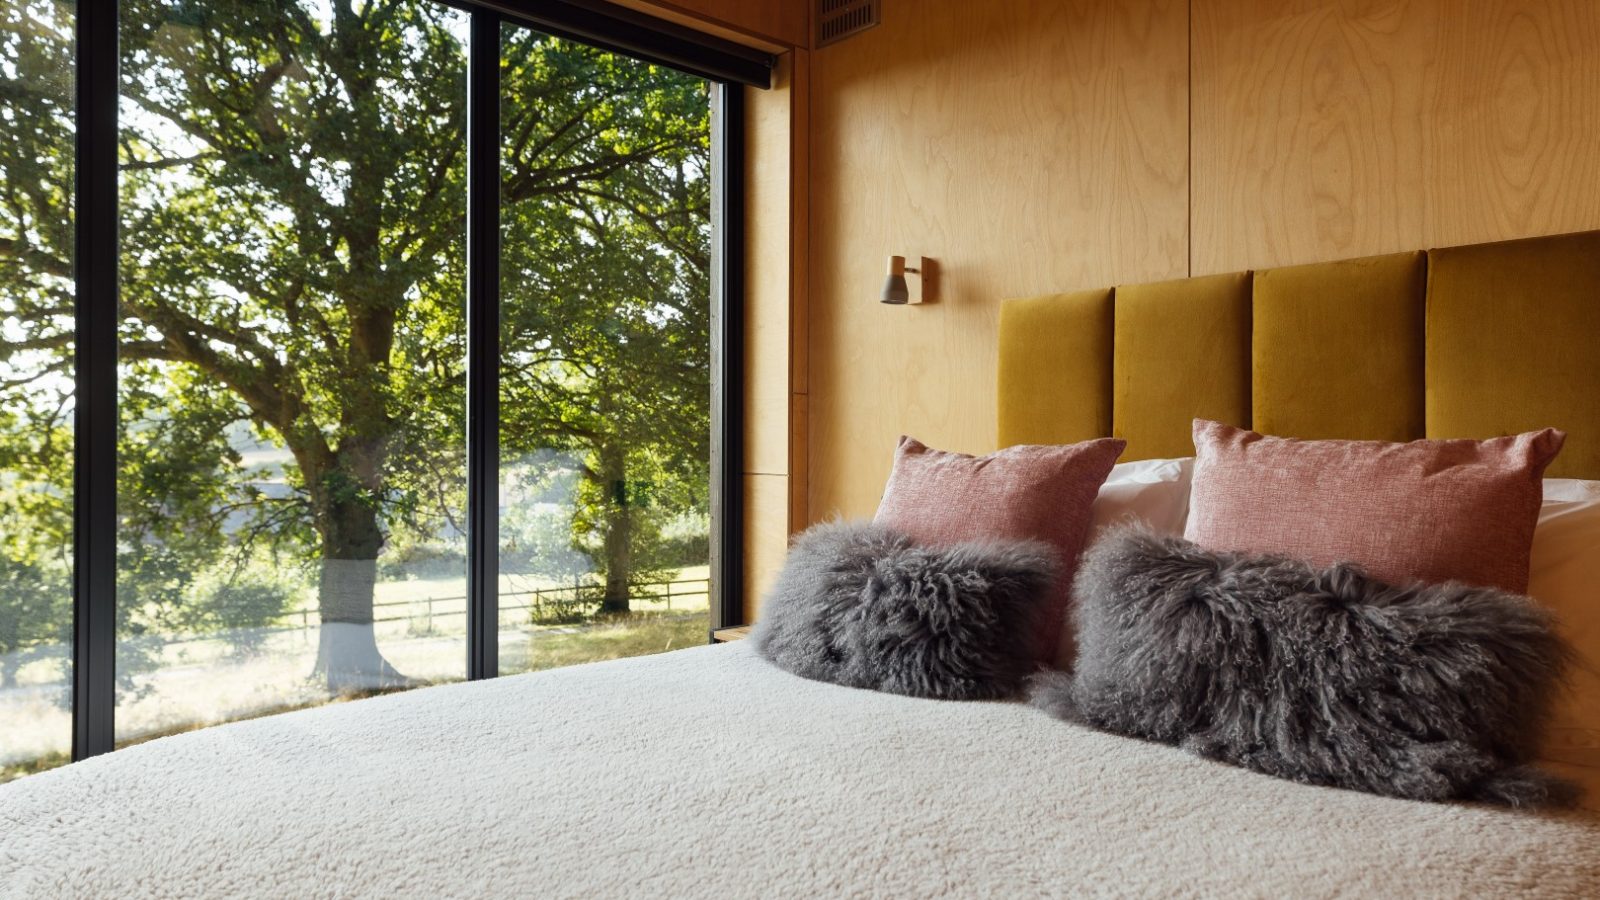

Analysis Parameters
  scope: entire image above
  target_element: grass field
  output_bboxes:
[508,612,708,674]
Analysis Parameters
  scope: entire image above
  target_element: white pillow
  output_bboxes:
[1532,478,1600,771]
[1056,458,1194,665]
[1089,456,1193,537]
[1544,478,1600,504]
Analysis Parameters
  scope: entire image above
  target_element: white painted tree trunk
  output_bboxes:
[312,557,407,692]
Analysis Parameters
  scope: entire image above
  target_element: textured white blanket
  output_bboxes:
[3,643,1599,898]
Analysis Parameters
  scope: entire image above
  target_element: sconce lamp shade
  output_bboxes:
[881,273,910,304]
[881,254,921,304]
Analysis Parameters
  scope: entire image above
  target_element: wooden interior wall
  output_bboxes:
[1191,0,1600,274]
[615,0,805,49]
[789,0,1600,563]
[805,0,1191,524]
[741,50,809,622]
[720,0,1600,614]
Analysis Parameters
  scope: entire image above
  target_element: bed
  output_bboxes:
[1,642,1598,897]
[5,229,1600,897]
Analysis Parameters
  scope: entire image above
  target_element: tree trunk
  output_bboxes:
[311,496,407,692]
[598,442,632,616]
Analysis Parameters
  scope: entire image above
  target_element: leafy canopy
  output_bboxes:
[0,0,712,672]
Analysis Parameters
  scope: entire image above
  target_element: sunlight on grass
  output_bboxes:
[1,751,67,785]
[516,614,708,673]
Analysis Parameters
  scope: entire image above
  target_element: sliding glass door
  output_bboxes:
[496,22,712,674]
[113,0,470,744]
[0,0,739,780]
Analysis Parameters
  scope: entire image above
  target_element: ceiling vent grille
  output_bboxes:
[817,0,881,47]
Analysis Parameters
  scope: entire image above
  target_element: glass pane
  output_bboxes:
[115,0,468,745]
[497,24,712,674]
[0,0,74,783]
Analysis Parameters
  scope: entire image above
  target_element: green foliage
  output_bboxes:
[0,0,712,685]
[0,747,67,784]
[497,458,592,580]
[499,26,711,597]
[176,564,304,656]
[512,612,705,673]
[0,0,76,687]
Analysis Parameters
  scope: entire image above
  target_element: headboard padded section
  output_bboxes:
[1252,251,1426,442]
[996,289,1112,446]
[1427,231,1600,480]
[1113,272,1251,460]
[998,230,1600,479]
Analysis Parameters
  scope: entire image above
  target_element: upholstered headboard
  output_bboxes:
[996,229,1600,480]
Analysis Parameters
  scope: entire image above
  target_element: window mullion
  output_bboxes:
[466,8,502,681]
[72,3,120,760]
[708,82,744,635]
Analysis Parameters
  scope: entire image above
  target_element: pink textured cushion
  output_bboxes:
[873,435,1126,667]
[1185,419,1565,593]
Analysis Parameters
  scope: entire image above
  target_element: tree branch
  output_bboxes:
[119,151,222,172]
[0,237,71,279]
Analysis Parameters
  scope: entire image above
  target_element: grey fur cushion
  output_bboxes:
[753,520,1057,700]
[1031,526,1575,807]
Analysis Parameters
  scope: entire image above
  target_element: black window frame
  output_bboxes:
[69,0,768,760]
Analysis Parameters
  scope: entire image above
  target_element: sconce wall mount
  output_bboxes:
[881,255,933,305]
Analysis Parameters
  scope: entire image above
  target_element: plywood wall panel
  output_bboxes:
[744,54,794,478]
[1192,0,1600,274]
[740,49,809,615]
[788,391,809,535]
[1426,1,1600,247]
[806,0,1190,522]
[772,0,1600,623]
[613,0,805,49]
[789,48,811,399]
[741,473,790,623]
[668,0,806,48]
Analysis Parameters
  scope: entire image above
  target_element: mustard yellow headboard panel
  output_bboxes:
[996,289,1112,446]
[1112,272,1251,460]
[1427,231,1600,479]
[1252,251,1426,442]
[998,229,1600,479]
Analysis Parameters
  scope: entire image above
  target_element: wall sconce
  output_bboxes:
[881,255,932,305]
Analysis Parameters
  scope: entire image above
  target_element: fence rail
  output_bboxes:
[281,576,711,635]
[2,577,712,690]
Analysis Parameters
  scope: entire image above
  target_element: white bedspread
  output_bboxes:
[3,642,1599,898]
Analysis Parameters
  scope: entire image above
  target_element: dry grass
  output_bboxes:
[508,612,709,674]
[1,751,67,784]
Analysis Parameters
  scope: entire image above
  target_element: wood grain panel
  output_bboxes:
[1192,0,1600,274]
[740,51,805,624]
[611,0,805,49]
[806,0,1189,521]
[744,53,793,477]
[789,48,810,398]
[788,391,809,534]
[788,48,810,535]
[741,473,790,622]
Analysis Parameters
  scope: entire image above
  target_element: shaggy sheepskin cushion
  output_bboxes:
[1031,526,1576,807]
[753,520,1057,700]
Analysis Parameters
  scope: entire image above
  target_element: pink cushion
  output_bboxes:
[873,436,1126,667]
[1185,419,1565,593]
